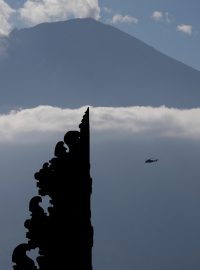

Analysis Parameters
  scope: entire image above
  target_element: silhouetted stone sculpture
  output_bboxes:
[12,108,93,270]
[12,244,37,270]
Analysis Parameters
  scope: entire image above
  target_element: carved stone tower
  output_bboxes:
[12,107,93,270]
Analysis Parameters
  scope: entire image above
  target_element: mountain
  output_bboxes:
[0,18,200,110]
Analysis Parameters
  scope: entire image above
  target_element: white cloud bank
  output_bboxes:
[0,0,15,36]
[1,106,200,142]
[111,14,138,25]
[19,0,100,26]
[177,24,192,35]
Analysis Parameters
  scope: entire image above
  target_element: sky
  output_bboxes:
[0,0,200,70]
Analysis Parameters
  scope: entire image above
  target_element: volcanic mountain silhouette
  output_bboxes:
[0,18,200,110]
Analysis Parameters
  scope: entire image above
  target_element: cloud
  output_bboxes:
[151,11,163,21]
[103,7,112,14]
[177,24,192,35]
[111,14,138,25]
[1,106,200,143]
[164,12,173,23]
[19,0,100,26]
[0,0,15,36]
[151,11,173,23]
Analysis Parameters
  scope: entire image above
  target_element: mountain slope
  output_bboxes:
[0,18,200,109]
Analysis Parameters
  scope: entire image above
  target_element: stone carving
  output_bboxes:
[12,108,93,269]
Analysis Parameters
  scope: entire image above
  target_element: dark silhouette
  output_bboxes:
[145,158,158,163]
[12,244,37,270]
[12,107,93,269]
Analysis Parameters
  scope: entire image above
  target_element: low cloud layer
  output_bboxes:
[0,106,200,142]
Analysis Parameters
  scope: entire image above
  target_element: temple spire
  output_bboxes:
[12,108,93,270]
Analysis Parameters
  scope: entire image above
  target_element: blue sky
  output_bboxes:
[1,0,200,71]
[100,0,200,71]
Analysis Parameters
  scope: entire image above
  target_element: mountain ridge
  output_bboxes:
[0,18,200,110]
[11,18,199,72]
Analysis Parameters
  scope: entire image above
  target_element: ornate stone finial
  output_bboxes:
[12,108,93,270]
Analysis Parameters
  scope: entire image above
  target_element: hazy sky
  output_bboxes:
[1,0,200,70]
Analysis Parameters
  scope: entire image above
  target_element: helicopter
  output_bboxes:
[145,158,158,163]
